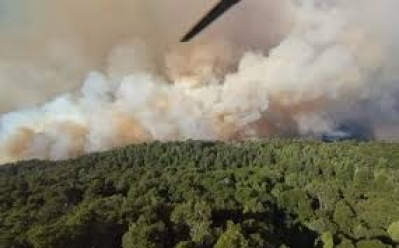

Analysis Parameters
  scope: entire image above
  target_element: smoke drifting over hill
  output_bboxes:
[0,0,398,163]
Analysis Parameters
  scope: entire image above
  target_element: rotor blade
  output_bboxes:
[180,0,242,42]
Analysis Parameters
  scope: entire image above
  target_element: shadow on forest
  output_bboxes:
[212,204,320,248]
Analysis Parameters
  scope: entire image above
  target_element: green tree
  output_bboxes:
[122,217,168,248]
[214,221,249,248]
[171,201,214,245]
[333,201,355,235]
[335,238,355,248]
[356,240,390,248]
[387,221,399,243]
[320,231,334,248]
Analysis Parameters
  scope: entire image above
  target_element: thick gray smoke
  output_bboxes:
[0,0,398,164]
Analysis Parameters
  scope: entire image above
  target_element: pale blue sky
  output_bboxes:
[0,0,15,25]
[0,0,28,29]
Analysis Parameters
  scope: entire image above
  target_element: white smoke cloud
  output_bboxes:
[0,0,399,164]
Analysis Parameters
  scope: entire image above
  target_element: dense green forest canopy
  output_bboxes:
[1,139,399,248]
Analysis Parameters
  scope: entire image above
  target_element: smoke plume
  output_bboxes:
[0,0,398,164]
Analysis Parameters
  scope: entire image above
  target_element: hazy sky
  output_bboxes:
[0,0,290,113]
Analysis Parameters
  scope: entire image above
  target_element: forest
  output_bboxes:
[0,139,398,248]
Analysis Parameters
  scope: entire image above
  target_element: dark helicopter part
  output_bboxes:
[181,0,242,42]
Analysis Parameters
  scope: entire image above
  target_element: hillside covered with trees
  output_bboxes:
[1,139,398,248]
